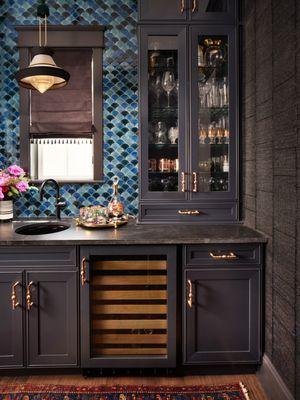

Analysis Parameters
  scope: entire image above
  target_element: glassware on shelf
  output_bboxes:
[149,75,163,106]
[168,124,179,144]
[153,121,168,144]
[204,38,226,68]
[162,71,176,108]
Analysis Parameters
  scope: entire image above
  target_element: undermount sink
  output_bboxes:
[15,222,70,236]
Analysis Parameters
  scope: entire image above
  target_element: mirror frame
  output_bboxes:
[16,25,105,183]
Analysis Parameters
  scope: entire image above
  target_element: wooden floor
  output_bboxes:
[0,374,268,399]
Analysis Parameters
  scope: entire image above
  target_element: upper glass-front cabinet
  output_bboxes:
[139,0,236,23]
[140,26,187,200]
[190,26,237,201]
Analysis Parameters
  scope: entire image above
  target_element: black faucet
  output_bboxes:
[39,179,66,220]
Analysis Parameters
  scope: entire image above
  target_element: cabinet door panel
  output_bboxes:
[0,272,23,367]
[190,0,236,22]
[189,25,237,207]
[26,271,78,367]
[183,269,261,364]
[139,0,188,21]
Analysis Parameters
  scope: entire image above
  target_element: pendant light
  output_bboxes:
[15,0,70,94]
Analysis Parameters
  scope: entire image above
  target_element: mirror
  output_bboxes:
[17,25,105,182]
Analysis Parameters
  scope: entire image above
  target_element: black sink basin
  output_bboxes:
[15,222,70,236]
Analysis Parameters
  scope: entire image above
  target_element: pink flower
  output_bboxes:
[15,181,29,193]
[0,187,4,200]
[0,173,10,186]
[7,165,25,177]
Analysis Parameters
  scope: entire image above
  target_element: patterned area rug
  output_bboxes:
[0,383,250,400]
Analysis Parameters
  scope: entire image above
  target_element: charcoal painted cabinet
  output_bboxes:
[138,3,239,223]
[139,0,236,23]
[80,245,177,368]
[0,246,78,369]
[0,271,23,367]
[183,244,262,364]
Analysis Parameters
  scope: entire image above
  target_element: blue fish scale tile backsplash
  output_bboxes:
[0,0,139,217]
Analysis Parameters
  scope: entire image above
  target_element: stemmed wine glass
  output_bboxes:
[162,71,176,108]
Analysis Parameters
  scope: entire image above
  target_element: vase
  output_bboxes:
[0,200,13,222]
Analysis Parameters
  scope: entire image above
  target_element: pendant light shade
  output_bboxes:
[15,0,70,94]
[16,47,70,93]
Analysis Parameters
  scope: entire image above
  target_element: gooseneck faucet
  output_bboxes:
[39,179,66,220]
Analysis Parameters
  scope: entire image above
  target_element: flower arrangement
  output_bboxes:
[0,165,31,201]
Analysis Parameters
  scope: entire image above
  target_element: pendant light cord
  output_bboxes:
[38,16,48,47]
[37,0,49,47]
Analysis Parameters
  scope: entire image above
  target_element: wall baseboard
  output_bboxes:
[256,354,294,400]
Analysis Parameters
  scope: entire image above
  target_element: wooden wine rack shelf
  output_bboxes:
[90,258,168,357]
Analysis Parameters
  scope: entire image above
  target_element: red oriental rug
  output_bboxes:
[0,383,250,400]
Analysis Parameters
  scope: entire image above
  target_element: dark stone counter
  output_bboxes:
[0,218,267,245]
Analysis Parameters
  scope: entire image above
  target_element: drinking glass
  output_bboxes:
[162,71,176,108]
[149,75,163,106]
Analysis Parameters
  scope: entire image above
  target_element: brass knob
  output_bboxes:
[26,281,34,310]
[187,279,193,308]
[11,281,21,310]
[209,252,238,260]
[81,257,87,286]
[178,210,200,215]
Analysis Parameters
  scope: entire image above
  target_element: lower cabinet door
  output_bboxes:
[0,271,24,368]
[183,268,261,364]
[26,270,78,367]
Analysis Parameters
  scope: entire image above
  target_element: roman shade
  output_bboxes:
[30,48,93,135]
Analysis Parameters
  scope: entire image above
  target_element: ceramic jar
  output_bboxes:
[0,200,13,222]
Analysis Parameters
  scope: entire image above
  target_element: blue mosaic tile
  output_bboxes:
[0,0,139,218]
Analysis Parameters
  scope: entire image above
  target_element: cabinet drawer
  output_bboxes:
[184,244,262,267]
[0,246,77,267]
[140,203,237,223]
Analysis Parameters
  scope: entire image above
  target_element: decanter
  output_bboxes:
[107,176,124,218]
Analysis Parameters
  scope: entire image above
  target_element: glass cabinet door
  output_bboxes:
[190,0,236,22]
[190,26,237,201]
[139,26,187,200]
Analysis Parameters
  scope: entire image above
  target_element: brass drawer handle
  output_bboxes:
[178,210,200,215]
[180,0,185,13]
[209,252,238,260]
[187,279,193,308]
[192,172,198,192]
[192,0,197,13]
[181,172,188,192]
[81,257,87,286]
[11,281,21,310]
[26,281,34,310]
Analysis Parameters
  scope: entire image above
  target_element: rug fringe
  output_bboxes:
[239,382,250,400]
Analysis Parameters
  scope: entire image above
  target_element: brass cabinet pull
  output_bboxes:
[192,172,198,192]
[180,0,185,13]
[187,279,193,308]
[26,281,34,310]
[178,210,200,215]
[192,0,197,13]
[11,281,21,310]
[181,172,188,192]
[81,257,87,286]
[209,252,238,260]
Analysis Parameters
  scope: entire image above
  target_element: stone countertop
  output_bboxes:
[0,218,267,245]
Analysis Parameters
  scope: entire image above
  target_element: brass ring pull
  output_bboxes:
[81,257,87,286]
[187,279,193,308]
[11,281,21,310]
[180,0,185,13]
[192,172,198,192]
[178,210,200,215]
[192,0,197,13]
[209,252,238,260]
[26,281,34,310]
[181,172,187,193]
